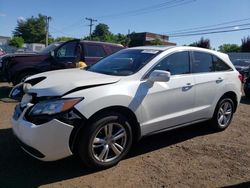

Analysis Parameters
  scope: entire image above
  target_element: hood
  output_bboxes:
[9,53,49,63]
[26,68,121,97]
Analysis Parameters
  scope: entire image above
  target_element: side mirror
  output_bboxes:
[148,70,171,82]
[50,51,55,57]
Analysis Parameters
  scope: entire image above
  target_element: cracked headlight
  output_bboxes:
[29,98,82,116]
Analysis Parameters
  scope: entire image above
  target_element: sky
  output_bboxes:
[0,0,250,49]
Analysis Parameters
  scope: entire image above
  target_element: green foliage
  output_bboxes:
[218,44,240,53]
[241,36,250,52]
[92,23,111,40]
[190,37,211,49]
[84,23,129,46]
[13,14,47,43]
[150,38,164,45]
[54,36,76,42]
[8,36,24,48]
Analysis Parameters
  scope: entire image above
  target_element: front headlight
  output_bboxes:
[29,98,82,116]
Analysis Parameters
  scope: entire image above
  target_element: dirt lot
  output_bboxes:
[0,82,249,188]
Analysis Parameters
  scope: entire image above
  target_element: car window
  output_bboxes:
[213,56,232,71]
[56,41,77,58]
[110,46,124,53]
[87,49,160,76]
[150,51,190,76]
[192,51,214,73]
[85,44,106,57]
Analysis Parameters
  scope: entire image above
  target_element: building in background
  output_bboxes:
[0,36,11,45]
[129,32,176,47]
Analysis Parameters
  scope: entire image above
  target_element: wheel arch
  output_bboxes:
[87,106,141,141]
[219,91,238,113]
[71,105,141,154]
[12,68,39,84]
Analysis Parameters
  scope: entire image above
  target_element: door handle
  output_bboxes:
[182,83,193,91]
[216,77,223,83]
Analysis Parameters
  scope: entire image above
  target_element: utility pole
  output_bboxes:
[85,17,97,40]
[45,16,52,46]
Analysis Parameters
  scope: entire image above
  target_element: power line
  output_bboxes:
[169,27,250,38]
[166,17,250,34]
[96,0,196,20]
[48,0,195,35]
[168,23,250,35]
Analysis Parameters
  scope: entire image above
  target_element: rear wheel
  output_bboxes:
[77,112,133,169]
[211,98,234,131]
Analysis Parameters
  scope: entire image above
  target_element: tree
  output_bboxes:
[218,44,240,53]
[84,23,129,46]
[190,37,211,49]
[241,36,250,52]
[150,38,164,45]
[54,36,76,42]
[8,36,24,48]
[13,14,47,44]
[91,23,112,41]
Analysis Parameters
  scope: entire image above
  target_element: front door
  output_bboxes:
[139,51,196,135]
[51,40,80,70]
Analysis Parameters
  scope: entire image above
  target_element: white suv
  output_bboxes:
[11,46,242,169]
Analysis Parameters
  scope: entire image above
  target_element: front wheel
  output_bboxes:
[77,112,133,169]
[211,98,234,131]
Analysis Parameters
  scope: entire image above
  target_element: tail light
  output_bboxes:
[238,74,243,82]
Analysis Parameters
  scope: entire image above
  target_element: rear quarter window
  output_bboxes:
[213,56,232,71]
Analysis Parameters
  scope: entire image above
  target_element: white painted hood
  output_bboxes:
[26,68,121,97]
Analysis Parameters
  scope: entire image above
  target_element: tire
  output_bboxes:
[77,112,133,169]
[211,97,234,131]
[13,71,36,85]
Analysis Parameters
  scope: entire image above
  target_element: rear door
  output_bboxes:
[191,51,226,119]
[51,40,80,70]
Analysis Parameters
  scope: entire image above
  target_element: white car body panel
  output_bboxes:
[12,106,73,161]
[28,68,121,97]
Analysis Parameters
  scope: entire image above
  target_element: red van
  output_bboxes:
[1,40,124,85]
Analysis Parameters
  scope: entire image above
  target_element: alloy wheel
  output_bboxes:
[217,101,233,128]
[91,123,127,163]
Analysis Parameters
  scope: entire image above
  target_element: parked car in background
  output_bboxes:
[232,59,250,81]
[0,40,124,85]
[11,46,241,169]
[244,76,250,98]
[0,48,6,56]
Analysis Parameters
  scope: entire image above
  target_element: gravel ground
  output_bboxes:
[0,82,249,188]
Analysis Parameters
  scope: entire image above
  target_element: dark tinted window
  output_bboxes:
[57,41,77,58]
[85,44,106,57]
[110,46,124,53]
[152,51,190,75]
[192,52,214,73]
[213,56,232,71]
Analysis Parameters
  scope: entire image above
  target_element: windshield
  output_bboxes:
[38,42,62,54]
[233,60,250,66]
[87,49,160,76]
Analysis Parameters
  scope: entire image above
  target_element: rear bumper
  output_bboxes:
[12,106,74,161]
